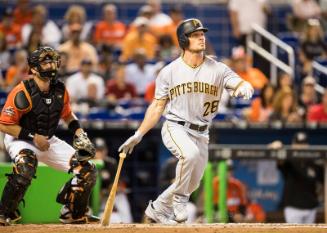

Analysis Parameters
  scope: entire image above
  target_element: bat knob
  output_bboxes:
[119,152,126,158]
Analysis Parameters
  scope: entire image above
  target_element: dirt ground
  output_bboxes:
[0,223,326,233]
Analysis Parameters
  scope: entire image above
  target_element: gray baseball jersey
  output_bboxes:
[151,56,244,218]
[155,56,242,125]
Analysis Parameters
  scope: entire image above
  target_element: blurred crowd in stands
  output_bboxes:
[0,0,326,124]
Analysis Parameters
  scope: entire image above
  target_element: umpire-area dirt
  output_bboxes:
[1,223,327,233]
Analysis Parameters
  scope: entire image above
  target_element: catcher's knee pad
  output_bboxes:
[0,149,37,214]
[56,159,97,218]
[13,149,38,181]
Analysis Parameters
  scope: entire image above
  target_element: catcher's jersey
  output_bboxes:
[155,56,240,125]
[0,80,72,125]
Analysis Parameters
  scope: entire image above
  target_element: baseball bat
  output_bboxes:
[101,152,126,226]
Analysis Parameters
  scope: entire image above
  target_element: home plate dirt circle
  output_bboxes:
[1,223,327,233]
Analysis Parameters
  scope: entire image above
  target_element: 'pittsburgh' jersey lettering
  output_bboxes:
[169,81,218,100]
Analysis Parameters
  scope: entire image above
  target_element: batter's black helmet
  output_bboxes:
[28,46,61,83]
[177,18,208,49]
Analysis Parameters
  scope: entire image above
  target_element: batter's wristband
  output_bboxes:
[233,80,245,96]
[18,128,34,141]
[135,130,144,138]
[68,120,81,134]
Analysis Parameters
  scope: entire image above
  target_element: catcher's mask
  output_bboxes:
[28,46,61,84]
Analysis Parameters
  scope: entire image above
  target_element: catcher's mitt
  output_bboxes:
[73,132,96,161]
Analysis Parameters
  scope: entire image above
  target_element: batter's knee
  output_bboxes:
[183,147,200,164]
[188,182,201,194]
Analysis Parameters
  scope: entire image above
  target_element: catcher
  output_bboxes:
[0,46,98,225]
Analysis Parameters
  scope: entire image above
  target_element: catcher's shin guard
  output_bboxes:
[0,149,37,223]
[56,157,97,220]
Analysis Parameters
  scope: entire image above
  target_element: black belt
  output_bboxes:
[168,120,208,132]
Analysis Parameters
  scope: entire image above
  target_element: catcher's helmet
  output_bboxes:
[28,46,61,83]
[177,18,208,49]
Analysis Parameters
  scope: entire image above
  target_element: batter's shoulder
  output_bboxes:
[214,59,233,72]
[205,55,223,65]
[205,55,218,62]
[166,57,182,67]
[158,59,179,75]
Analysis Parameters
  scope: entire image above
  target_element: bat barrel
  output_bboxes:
[101,153,126,226]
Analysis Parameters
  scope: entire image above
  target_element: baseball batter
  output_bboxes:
[119,18,253,224]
